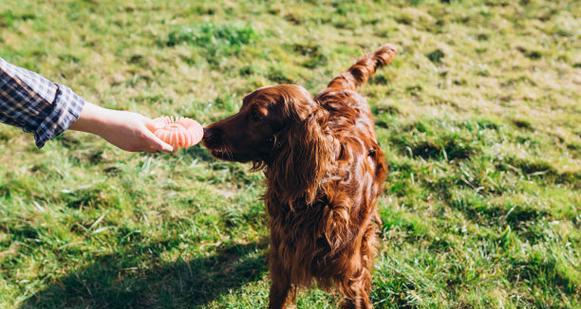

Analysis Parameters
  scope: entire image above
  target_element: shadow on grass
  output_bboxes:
[21,241,268,309]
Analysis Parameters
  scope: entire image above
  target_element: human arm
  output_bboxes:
[69,102,173,152]
[0,57,172,152]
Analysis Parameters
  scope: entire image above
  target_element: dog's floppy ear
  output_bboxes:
[269,87,331,205]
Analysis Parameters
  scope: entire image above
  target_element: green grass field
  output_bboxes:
[0,0,579,308]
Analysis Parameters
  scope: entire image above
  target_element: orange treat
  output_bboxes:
[151,116,203,150]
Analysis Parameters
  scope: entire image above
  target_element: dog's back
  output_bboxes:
[316,45,396,182]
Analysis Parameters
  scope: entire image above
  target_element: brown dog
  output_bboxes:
[203,45,396,308]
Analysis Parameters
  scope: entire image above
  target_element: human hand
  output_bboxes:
[69,103,173,153]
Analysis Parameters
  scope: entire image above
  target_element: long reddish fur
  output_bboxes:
[205,45,397,308]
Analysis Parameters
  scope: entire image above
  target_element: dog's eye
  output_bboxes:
[251,109,263,122]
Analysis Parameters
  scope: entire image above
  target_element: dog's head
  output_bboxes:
[203,84,330,203]
[203,84,318,163]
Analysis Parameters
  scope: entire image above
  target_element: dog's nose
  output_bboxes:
[202,128,212,142]
[202,127,222,147]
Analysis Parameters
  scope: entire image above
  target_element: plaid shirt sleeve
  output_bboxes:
[0,58,86,148]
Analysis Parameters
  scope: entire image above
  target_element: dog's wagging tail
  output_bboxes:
[327,44,397,91]
[203,44,396,309]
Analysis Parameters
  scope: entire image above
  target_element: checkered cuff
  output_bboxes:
[33,84,85,148]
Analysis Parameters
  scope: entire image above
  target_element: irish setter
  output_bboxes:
[203,44,396,308]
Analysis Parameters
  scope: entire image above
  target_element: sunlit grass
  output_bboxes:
[0,0,579,308]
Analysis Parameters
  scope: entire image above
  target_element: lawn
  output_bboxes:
[0,0,579,308]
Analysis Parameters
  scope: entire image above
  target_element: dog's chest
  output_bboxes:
[269,202,328,236]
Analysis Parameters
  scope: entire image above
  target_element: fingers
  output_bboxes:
[141,115,174,153]
[142,127,174,153]
[145,117,165,132]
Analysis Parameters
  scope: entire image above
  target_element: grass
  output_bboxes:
[0,0,579,308]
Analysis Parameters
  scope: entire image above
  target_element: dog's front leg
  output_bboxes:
[268,250,297,309]
[268,280,296,309]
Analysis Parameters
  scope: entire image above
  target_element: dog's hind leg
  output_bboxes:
[338,272,373,309]
[338,224,377,309]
